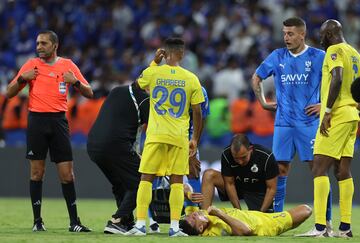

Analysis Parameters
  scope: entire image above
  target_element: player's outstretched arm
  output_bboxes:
[208,206,252,236]
[251,73,277,111]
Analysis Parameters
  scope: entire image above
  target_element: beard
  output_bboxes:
[37,51,52,58]
[36,45,56,59]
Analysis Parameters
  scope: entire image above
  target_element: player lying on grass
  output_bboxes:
[179,204,312,236]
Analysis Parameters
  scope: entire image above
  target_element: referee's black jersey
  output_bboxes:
[221,144,279,193]
[87,84,149,152]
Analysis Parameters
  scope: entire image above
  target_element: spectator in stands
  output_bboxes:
[0,0,357,147]
[205,96,231,147]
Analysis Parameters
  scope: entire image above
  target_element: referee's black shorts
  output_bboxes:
[26,111,73,163]
[87,144,141,190]
[217,187,273,212]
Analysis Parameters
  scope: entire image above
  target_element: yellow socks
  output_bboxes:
[314,176,330,225]
[169,183,184,220]
[339,178,354,224]
[136,181,153,220]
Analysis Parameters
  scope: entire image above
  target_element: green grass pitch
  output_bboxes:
[0,198,358,242]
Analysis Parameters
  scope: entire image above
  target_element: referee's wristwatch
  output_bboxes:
[72,80,81,88]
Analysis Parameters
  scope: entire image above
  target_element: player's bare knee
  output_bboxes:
[203,169,218,182]
[336,171,351,181]
[278,163,290,176]
[31,169,45,181]
[311,166,326,177]
[301,204,312,218]
[60,173,75,184]
[31,173,44,181]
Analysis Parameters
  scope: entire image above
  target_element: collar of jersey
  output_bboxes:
[288,45,309,58]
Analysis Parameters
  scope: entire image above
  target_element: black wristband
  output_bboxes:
[17,76,27,84]
[72,80,81,88]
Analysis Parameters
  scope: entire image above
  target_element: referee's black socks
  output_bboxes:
[30,180,43,221]
[61,182,78,225]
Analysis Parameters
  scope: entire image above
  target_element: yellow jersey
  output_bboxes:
[320,43,360,124]
[201,208,293,237]
[138,64,204,148]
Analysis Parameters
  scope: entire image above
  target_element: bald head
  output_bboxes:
[321,19,342,34]
[319,19,345,50]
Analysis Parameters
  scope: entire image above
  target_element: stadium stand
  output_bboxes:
[0,0,359,148]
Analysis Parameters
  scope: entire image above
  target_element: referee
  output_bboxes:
[6,30,93,232]
[202,134,279,212]
[87,82,149,234]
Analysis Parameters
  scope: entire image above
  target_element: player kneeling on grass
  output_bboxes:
[179,204,312,236]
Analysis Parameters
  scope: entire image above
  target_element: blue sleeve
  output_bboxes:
[255,50,277,79]
[201,87,210,119]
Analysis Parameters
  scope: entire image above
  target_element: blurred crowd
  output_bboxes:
[0,0,359,148]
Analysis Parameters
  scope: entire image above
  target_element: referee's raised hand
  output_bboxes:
[154,48,165,64]
[63,70,77,84]
[19,67,39,83]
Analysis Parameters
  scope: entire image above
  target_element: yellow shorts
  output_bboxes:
[314,121,358,160]
[254,211,293,236]
[139,142,189,176]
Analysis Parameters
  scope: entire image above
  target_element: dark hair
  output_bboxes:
[283,17,306,29]
[38,30,59,44]
[179,219,200,236]
[351,77,360,102]
[231,133,251,153]
[164,37,185,50]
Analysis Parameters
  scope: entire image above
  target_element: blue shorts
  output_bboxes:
[272,124,318,162]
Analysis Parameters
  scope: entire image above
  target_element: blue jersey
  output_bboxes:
[256,46,324,127]
[189,86,210,139]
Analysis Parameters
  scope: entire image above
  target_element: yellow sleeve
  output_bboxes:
[149,60,158,67]
[326,45,344,72]
[190,75,205,105]
[137,67,153,89]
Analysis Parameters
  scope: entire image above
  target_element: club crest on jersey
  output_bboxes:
[305,61,311,72]
[331,53,337,60]
[251,164,258,173]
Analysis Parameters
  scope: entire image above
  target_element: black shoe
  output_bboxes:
[122,219,135,231]
[149,223,160,233]
[104,220,128,234]
[69,217,91,232]
[32,217,46,232]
